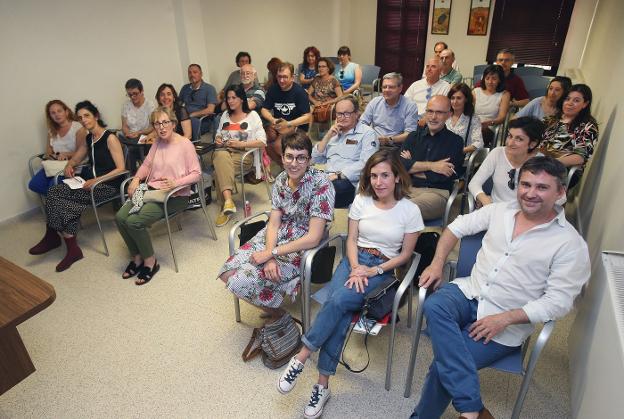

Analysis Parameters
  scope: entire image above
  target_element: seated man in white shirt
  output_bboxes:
[411,156,590,419]
[405,57,451,124]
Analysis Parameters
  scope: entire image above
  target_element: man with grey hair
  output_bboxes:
[439,49,463,85]
[360,72,418,147]
[219,63,265,112]
[405,57,451,121]
[312,95,378,208]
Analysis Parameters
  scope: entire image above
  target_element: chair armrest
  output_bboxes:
[228,211,272,256]
[566,165,582,189]
[89,170,130,202]
[443,180,461,228]
[120,176,134,198]
[301,233,348,278]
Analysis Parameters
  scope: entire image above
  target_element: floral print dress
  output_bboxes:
[218,167,335,308]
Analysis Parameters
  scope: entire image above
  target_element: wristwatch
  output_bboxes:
[376,266,384,275]
[271,248,279,256]
[388,136,394,145]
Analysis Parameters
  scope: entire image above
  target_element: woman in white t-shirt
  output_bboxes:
[28,99,86,195]
[277,150,424,418]
[212,84,267,227]
[468,116,545,206]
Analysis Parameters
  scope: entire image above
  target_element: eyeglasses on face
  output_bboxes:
[336,111,356,119]
[127,91,141,98]
[425,109,448,117]
[508,168,517,190]
[153,120,173,129]
[283,154,310,164]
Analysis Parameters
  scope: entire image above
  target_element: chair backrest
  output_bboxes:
[361,64,381,86]
[326,56,339,65]
[473,64,488,82]
[456,231,486,278]
[519,75,552,99]
[513,66,544,76]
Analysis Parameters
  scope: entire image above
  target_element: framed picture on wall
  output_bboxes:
[431,0,452,35]
[467,0,491,36]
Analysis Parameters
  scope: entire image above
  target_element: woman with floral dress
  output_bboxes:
[218,131,335,321]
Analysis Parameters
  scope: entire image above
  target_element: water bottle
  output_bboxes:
[244,200,252,217]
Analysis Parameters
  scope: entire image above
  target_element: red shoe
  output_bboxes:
[29,226,61,255]
[56,236,83,272]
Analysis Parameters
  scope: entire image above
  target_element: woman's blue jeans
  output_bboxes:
[301,250,392,376]
[410,283,519,418]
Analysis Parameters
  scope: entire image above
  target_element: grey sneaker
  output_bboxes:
[277,356,304,394]
[304,384,331,418]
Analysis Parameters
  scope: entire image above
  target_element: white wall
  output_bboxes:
[425,0,497,78]
[0,0,378,222]
[0,0,186,222]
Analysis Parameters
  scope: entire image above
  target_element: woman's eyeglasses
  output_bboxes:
[283,154,310,164]
[153,120,172,129]
[508,168,516,190]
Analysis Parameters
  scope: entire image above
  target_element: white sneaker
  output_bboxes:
[304,384,331,419]
[277,356,304,394]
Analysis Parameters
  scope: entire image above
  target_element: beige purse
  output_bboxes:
[41,159,68,177]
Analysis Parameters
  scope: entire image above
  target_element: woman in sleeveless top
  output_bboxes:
[28,100,87,195]
[29,100,126,272]
[334,46,362,95]
[143,84,192,140]
[472,65,510,147]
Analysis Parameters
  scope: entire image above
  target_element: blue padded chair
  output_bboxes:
[513,66,544,76]
[403,231,556,419]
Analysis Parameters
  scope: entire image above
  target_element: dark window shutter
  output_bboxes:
[486,0,575,67]
[375,0,431,91]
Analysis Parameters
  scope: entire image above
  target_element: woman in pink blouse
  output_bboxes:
[115,107,201,285]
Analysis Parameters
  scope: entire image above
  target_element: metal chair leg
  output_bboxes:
[164,206,178,273]
[234,296,241,322]
[404,287,428,398]
[91,199,109,256]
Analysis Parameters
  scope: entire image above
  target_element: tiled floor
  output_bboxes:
[0,181,575,418]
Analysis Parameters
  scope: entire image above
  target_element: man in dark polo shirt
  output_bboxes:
[495,48,529,107]
[261,62,311,165]
[400,95,464,220]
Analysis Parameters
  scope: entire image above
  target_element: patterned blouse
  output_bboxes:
[309,76,341,103]
[218,167,335,308]
[542,117,599,166]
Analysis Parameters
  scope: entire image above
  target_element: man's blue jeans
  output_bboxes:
[411,283,519,418]
[302,250,392,376]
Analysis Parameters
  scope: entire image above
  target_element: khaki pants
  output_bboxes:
[209,149,253,205]
[409,187,449,221]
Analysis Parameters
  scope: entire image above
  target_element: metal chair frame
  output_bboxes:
[120,156,217,272]
[403,233,557,419]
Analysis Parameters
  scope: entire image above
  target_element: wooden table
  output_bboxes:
[0,257,55,395]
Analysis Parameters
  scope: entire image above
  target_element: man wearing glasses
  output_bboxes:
[399,95,463,220]
[360,72,418,148]
[476,49,530,108]
[261,62,311,166]
[311,95,378,208]
[405,57,451,122]
[120,78,155,170]
[179,63,218,139]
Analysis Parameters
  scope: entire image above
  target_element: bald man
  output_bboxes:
[399,95,464,220]
[405,57,451,119]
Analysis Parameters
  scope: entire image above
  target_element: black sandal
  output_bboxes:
[136,262,160,285]
[122,261,143,279]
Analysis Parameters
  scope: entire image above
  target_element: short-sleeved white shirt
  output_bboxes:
[121,99,156,132]
[349,194,424,259]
